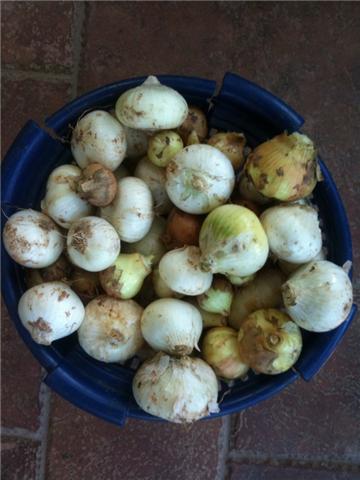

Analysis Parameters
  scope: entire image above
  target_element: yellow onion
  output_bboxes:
[162,208,202,249]
[225,273,255,287]
[99,253,153,300]
[238,173,272,206]
[208,132,246,170]
[202,327,249,379]
[69,268,101,302]
[186,130,200,145]
[186,298,227,328]
[245,132,318,201]
[238,308,302,374]
[199,205,269,277]
[229,267,285,329]
[177,106,208,142]
[132,352,219,423]
[197,277,233,316]
[148,131,184,168]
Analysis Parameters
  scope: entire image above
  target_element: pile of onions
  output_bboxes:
[4,76,354,425]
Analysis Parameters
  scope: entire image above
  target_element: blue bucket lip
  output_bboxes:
[1,72,357,425]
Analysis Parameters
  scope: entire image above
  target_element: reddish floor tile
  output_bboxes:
[1,1,75,72]
[1,437,40,480]
[46,393,223,480]
[228,462,360,480]
[1,301,43,431]
[1,76,71,155]
[232,322,360,463]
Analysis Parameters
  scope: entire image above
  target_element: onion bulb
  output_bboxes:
[202,327,249,379]
[152,268,183,299]
[229,267,285,329]
[101,177,154,243]
[132,352,219,423]
[18,282,85,345]
[165,144,235,214]
[177,106,208,142]
[134,157,172,215]
[208,132,246,170]
[3,209,64,268]
[78,296,143,363]
[282,260,353,332]
[41,164,93,228]
[71,110,127,171]
[225,273,255,287]
[159,246,213,295]
[186,298,227,328]
[278,247,327,276]
[77,163,117,207]
[148,131,183,167]
[123,216,166,265]
[245,132,318,201]
[99,253,153,300]
[238,309,302,374]
[162,208,202,249]
[122,124,149,158]
[199,204,269,277]
[67,216,120,272]
[197,277,233,316]
[115,75,188,130]
[70,268,101,302]
[186,130,200,145]
[25,255,73,289]
[260,204,322,263]
[141,298,202,355]
[238,173,272,205]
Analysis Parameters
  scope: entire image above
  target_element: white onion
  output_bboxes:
[159,246,213,295]
[134,157,172,215]
[18,282,85,345]
[78,296,143,363]
[71,110,127,171]
[141,298,202,355]
[3,209,64,268]
[165,144,235,214]
[123,216,166,265]
[282,260,353,332]
[101,177,154,243]
[41,164,93,228]
[260,204,322,263]
[115,76,188,130]
[132,352,219,423]
[67,216,120,272]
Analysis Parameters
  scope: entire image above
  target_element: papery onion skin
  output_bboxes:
[260,204,322,264]
[115,76,188,130]
[238,308,302,374]
[282,260,353,332]
[229,267,285,329]
[78,296,144,363]
[199,204,269,277]
[197,276,233,316]
[202,327,249,379]
[141,298,202,355]
[132,352,219,423]
[177,106,208,142]
[134,157,172,215]
[67,216,120,272]
[245,132,318,201]
[71,110,127,171]
[238,173,272,206]
[208,132,246,170]
[165,144,235,214]
[123,216,167,265]
[159,246,213,296]
[25,255,73,289]
[41,164,94,229]
[3,209,64,268]
[70,268,102,303]
[162,208,202,249]
[101,177,154,243]
[77,163,117,207]
[148,131,184,168]
[99,253,153,300]
[18,282,85,345]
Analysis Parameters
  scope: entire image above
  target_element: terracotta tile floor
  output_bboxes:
[1,2,360,479]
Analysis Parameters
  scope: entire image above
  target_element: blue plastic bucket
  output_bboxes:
[1,73,356,425]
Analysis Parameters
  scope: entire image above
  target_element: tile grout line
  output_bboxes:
[2,67,72,83]
[215,415,233,480]
[35,380,52,480]
[1,426,41,442]
[71,1,86,99]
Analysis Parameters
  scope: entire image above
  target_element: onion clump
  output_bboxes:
[132,352,219,423]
